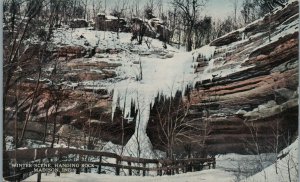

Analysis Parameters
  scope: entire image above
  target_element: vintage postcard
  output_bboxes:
[2,0,298,181]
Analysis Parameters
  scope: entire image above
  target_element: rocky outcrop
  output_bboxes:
[94,14,128,32]
[4,1,298,157]
[69,19,88,28]
[5,46,134,148]
[210,30,242,46]
[5,80,136,146]
[243,1,299,36]
[147,1,298,155]
[189,2,298,154]
[54,45,87,60]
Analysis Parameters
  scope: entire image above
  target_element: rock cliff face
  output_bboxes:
[147,1,298,155]
[5,28,178,148]
[5,31,139,147]
[5,1,298,156]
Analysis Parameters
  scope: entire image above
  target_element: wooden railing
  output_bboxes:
[3,148,216,181]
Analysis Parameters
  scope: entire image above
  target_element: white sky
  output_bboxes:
[102,0,243,20]
[204,0,242,20]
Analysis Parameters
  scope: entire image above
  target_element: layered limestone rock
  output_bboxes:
[147,1,299,155]
[5,1,298,156]
[5,41,137,147]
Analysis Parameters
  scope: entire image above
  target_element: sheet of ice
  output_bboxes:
[110,51,196,158]
[192,45,216,60]
[194,62,254,85]
[51,1,297,160]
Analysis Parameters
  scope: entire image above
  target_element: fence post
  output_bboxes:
[162,163,166,175]
[115,158,120,176]
[37,159,42,182]
[199,162,203,171]
[56,135,60,144]
[37,171,41,182]
[171,161,174,175]
[167,166,171,175]
[56,154,62,176]
[213,158,216,169]
[142,162,146,176]
[188,161,192,172]
[97,156,102,174]
[156,162,161,176]
[76,154,81,174]
[3,152,10,178]
[84,155,88,173]
[184,162,188,173]
[128,161,132,176]
[192,161,195,172]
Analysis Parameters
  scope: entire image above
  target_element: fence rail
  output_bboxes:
[3,147,216,181]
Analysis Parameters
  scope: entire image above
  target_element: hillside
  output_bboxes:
[3,0,299,181]
[5,0,298,157]
[148,0,299,155]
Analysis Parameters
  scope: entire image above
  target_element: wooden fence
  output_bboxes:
[3,148,216,181]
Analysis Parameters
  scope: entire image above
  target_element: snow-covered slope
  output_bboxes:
[53,28,178,52]
[243,138,299,182]
[20,138,299,182]
[12,0,297,161]
[170,0,299,155]
[24,169,235,182]
[50,27,197,158]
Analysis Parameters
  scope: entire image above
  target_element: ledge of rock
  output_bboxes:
[147,1,299,155]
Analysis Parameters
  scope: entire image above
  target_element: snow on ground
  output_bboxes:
[5,136,78,151]
[216,153,276,181]
[52,7,298,159]
[243,138,299,182]
[215,138,299,182]
[24,169,235,182]
[52,27,197,158]
[216,153,276,174]
[192,3,298,85]
[16,137,299,182]
[191,42,255,84]
[53,28,178,53]
[250,14,298,55]
[50,0,298,162]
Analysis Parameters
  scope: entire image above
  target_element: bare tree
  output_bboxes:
[110,0,128,39]
[232,0,238,27]
[144,0,155,19]
[92,0,102,19]
[152,90,210,159]
[194,16,212,48]
[244,121,269,181]
[3,0,65,147]
[81,0,88,19]
[172,0,206,51]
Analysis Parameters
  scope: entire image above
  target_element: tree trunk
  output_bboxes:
[186,32,192,52]
[51,101,59,148]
